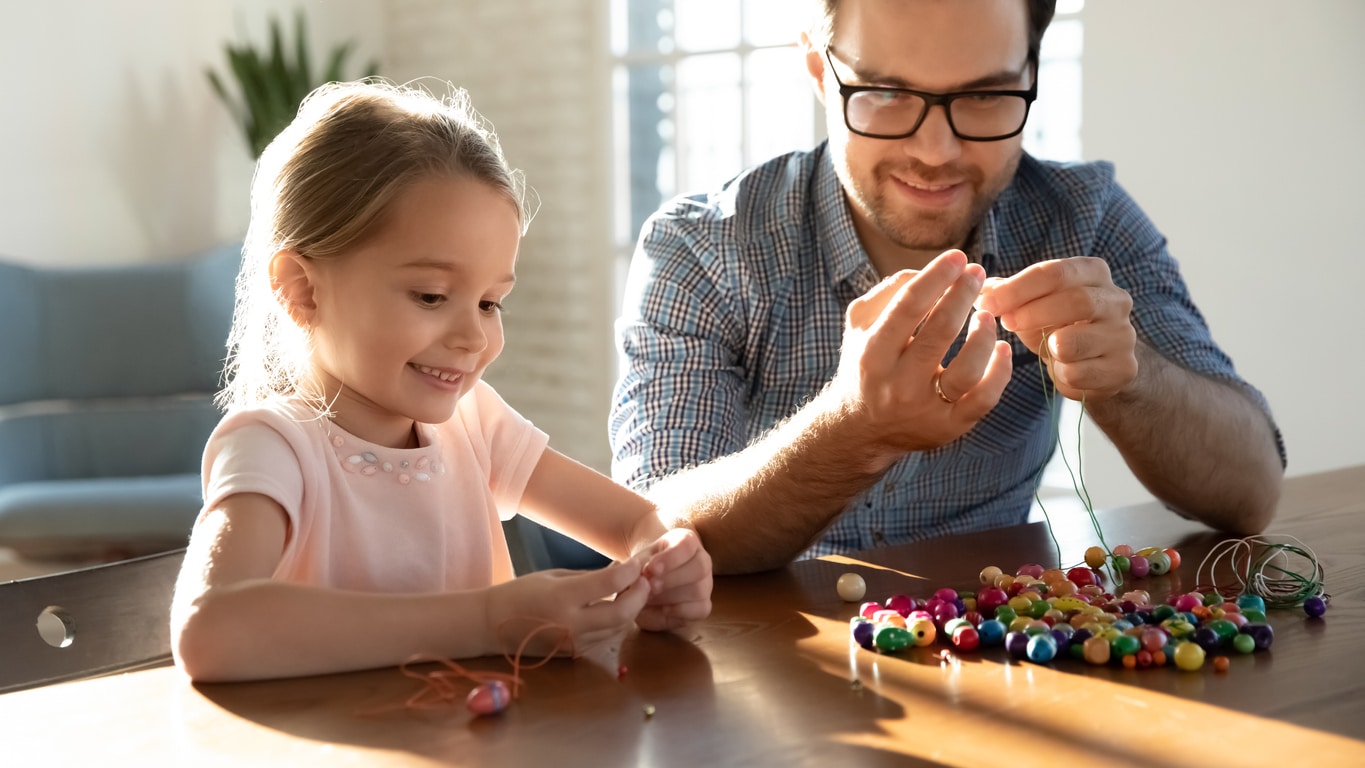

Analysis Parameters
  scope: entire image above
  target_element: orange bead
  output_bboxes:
[1122,654,1138,669]
[1151,650,1167,667]
[1213,656,1231,673]
[1164,548,1182,571]
[1191,605,1213,621]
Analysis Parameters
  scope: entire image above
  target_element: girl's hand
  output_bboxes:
[635,528,713,631]
[486,558,651,658]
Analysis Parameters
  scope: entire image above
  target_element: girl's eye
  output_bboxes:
[479,300,504,314]
[413,292,446,308]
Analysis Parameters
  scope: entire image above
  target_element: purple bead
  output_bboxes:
[1049,628,1072,650]
[852,620,876,649]
[1304,596,1327,618]
[1128,555,1150,578]
[1240,622,1275,652]
[1193,627,1223,652]
[1071,627,1094,645]
[1005,631,1031,659]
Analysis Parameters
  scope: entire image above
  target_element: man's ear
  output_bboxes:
[269,249,318,329]
[800,31,828,106]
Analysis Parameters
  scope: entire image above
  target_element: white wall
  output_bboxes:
[1077,1,1365,508]
[0,0,385,266]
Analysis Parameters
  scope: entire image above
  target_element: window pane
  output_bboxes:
[675,0,740,51]
[676,53,743,192]
[614,62,674,244]
[744,0,805,47]
[745,46,816,165]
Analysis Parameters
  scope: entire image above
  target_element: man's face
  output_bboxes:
[811,0,1033,263]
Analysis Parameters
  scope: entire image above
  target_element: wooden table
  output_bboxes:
[4,466,1362,766]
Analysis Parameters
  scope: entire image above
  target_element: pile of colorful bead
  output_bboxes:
[847,544,1324,672]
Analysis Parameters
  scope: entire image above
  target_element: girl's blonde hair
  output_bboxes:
[219,79,532,410]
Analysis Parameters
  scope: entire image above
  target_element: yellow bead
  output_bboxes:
[1084,546,1108,569]
[1174,641,1206,671]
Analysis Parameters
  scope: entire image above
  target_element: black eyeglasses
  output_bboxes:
[824,48,1037,142]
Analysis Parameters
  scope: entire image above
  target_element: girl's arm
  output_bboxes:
[171,492,650,682]
[520,449,713,631]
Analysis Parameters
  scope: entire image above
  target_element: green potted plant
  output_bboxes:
[207,12,379,158]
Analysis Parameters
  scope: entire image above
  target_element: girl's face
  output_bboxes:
[305,175,521,448]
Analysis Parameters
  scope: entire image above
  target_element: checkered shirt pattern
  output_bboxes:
[610,142,1283,559]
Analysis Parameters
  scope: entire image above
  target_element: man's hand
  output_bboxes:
[976,257,1137,402]
[834,249,1013,460]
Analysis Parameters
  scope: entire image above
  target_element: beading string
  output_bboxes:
[1028,330,1116,585]
[1194,535,1328,608]
[356,619,572,717]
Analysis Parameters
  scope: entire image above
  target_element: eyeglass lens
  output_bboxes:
[845,90,1029,140]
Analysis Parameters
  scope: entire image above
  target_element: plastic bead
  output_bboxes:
[907,618,937,647]
[1082,636,1111,665]
[851,618,876,649]
[885,594,914,616]
[980,565,1003,584]
[1084,546,1107,569]
[874,625,914,652]
[1240,622,1274,652]
[466,680,511,716]
[859,602,882,619]
[1026,633,1058,663]
[1304,595,1327,618]
[1236,594,1266,614]
[836,573,867,602]
[1173,641,1206,671]
[1128,555,1150,578]
[1112,544,1135,557]
[976,618,1007,646]
[1145,550,1171,576]
[1232,633,1256,654]
[1213,655,1231,673]
[1004,631,1031,659]
[951,625,980,651]
[1163,548,1182,571]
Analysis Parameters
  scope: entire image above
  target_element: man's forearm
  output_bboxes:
[1086,341,1283,534]
[649,386,898,575]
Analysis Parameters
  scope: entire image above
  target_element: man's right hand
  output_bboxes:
[832,249,1013,464]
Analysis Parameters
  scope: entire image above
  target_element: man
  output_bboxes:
[610,0,1284,574]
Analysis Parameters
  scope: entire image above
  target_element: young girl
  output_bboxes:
[171,80,712,682]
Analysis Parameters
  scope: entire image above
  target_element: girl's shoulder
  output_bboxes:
[212,396,329,451]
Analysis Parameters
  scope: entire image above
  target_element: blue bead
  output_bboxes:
[976,619,1007,646]
[1026,633,1058,663]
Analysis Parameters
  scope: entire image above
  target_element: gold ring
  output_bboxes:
[933,373,956,404]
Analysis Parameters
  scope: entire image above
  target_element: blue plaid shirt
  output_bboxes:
[610,142,1281,559]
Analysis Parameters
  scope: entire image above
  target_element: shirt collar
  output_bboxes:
[811,143,873,287]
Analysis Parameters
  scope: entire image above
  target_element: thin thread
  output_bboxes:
[1029,330,1116,585]
[356,619,572,716]
[1194,535,1328,608]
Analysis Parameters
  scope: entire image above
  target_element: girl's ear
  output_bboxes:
[269,249,318,328]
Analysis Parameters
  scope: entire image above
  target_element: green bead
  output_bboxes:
[1110,634,1141,657]
[1146,551,1171,576]
[1242,609,1267,624]
[874,625,913,652]
[1203,592,1224,607]
[993,606,1018,625]
[1113,555,1131,572]
[1207,619,1239,643]
[1028,600,1051,619]
[1152,604,1177,622]
[1232,633,1257,654]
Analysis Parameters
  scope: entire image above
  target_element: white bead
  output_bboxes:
[836,572,867,602]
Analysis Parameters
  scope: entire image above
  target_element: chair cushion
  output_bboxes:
[0,474,201,551]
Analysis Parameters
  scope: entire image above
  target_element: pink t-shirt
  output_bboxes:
[200,381,549,592]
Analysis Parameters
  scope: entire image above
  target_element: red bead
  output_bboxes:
[466,680,511,716]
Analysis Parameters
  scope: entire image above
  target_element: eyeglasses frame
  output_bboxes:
[823,47,1039,142]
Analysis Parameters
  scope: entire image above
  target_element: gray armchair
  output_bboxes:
[0,244,240,560]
